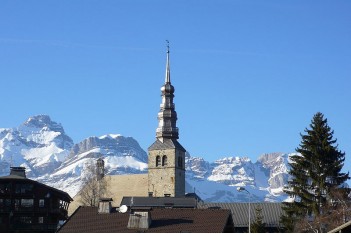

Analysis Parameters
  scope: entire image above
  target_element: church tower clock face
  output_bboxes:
[147,43,186,198]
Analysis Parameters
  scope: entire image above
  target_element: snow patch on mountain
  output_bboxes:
[208,157,255,186]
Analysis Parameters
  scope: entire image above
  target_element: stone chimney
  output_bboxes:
[10,167,26,178]
[96,158,105,181]
[98,198,113,214]
[127,209,152,230]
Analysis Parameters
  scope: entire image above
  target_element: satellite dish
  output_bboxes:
[119,205,128,213]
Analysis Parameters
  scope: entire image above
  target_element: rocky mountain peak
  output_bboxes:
[68,135,147,163]
[22,115,65,133]
[214,156,252,164]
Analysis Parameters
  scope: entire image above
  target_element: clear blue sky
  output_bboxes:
[1,1,350,173]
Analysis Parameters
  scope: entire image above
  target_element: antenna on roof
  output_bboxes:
[119,205,128,213]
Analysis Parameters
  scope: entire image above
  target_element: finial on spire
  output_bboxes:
[165,40,171,84]
[166,40,170,53]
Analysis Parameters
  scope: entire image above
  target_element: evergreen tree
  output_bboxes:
[251,204,266,233]
[281,112,349,232]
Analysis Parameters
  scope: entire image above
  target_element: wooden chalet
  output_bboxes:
[0,167,72,232]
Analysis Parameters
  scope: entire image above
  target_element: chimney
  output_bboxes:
[10,167,26,178]
[98,198,113,214]
[127,209,152,230]
[96,158,105,180]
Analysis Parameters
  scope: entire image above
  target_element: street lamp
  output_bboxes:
[237,187,251,233]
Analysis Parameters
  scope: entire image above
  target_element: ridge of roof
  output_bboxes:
[0,174,72,201]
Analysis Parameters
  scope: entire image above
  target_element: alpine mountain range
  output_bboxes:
[0,115,295,202]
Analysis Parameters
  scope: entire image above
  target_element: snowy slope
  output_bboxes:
[185,153,292,202]
[0,115,73,177]
[42,134,148,196]
[1,115,294,201]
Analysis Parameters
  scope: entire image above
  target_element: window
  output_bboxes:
[19,216,32,224]
[15,199,20,211]
[0,183,11,194]
[162,155,168,166]
[15,184,33,194]
[1,199,10,212]
[38,217,44,224]
[21,199,34,207]
[156,156,161,167]
[39,199,45,207]
[164,194,171,197]
[4,199,11,208]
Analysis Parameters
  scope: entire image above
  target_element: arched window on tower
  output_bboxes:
[156,156,161,167]
[162,155,168,166]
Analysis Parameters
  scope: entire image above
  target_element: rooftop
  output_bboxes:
[200,202,283,228]
[58,206,233,233]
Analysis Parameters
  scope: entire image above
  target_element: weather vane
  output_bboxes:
[166,40,170,52]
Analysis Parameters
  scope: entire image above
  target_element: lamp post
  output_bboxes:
[237,187,251,233]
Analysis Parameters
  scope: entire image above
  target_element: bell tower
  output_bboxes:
[148,43,186,197]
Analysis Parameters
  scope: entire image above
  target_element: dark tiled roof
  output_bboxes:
[120,196,197,208]
[199,202,283,227]
[0,175,27,180]
[148,139,186,152]
[58,206,232,233]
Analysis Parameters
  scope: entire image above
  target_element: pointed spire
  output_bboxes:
[156,40,178,140]
[165,40,171,84]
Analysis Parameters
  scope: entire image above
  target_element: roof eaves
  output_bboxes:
[57,206,82,232]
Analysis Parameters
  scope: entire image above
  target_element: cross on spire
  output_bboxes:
[165,40,171,84]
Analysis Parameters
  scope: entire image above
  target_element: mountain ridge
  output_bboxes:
[0,115,292,202]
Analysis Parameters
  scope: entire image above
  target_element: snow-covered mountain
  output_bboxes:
[0,115,73,177]
[0,115,293,201]
[42,134,148,195]
[185,152,292,202]
[0,115,148,196]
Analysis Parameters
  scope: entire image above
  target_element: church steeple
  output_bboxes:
[156,43,179,141]
[148,43,186,198]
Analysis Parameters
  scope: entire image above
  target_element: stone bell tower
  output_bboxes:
[148,43,186,197]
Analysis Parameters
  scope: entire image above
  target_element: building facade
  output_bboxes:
[0,167,72,232]
[148,45,186,197]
